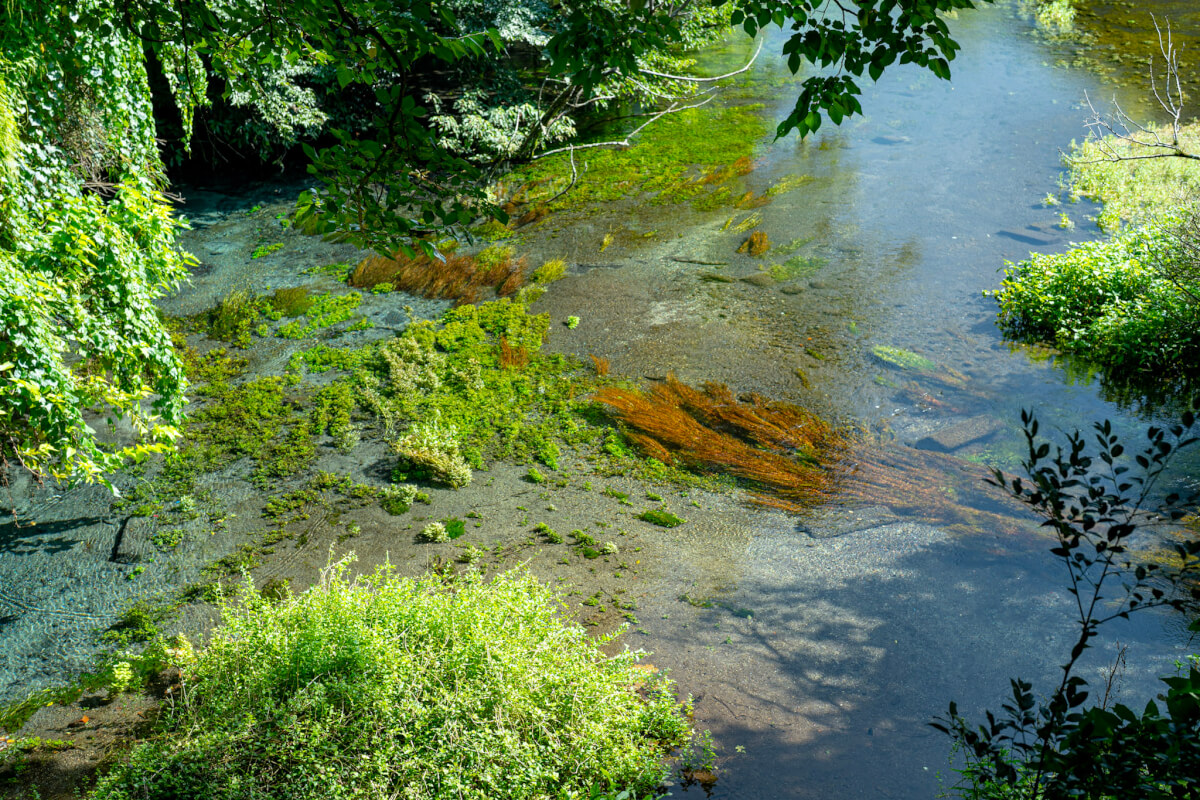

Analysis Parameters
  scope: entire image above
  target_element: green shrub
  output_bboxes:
[419,521,450,542]
[91,563,691,800]
[270,286,313,317]
[380,483,418,515]
[989,221,1200,380]
[391,415,473,488]
[209,289,263,347]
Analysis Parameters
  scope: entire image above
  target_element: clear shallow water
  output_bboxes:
[546,3,1200,797]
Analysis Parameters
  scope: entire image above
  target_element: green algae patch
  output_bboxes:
[872,345,937,371]
[513,103,770,209]
[638,509,686,528]
[765,173,815,197]
[768,254,825,282]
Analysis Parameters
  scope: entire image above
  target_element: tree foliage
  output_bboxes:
[730,0,989,137]
[0,5,191,487]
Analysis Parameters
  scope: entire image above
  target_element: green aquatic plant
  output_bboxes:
[251,242,285,259]
[277,292,364,339]
[872,345,937,371]
[512,104,769,209]
[209,289,265,348]
[379,483,418,515]
[90,564,693,800]
[1026,0,1075,36]
[732,212,763,234]
[765,173,815,197]
[270,286,313,317]
[471,218,515,240]
[533,258,568,284]
[768,254,825,282]
[638,510,685,528]
[419,521,450,543]
[391,415,473,488]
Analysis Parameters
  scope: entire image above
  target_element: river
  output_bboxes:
[2,2,1198,798]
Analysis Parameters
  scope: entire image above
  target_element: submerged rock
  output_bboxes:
[741,273,775,288]
[914,415,1004,452]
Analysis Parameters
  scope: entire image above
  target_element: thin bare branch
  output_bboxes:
[531,96,715,160]
[637,37,764,83]
[1069,17,1198,164]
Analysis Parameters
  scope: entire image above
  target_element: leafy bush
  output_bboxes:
[391,415,474,488]
[380,483,418,515]
[989,221,1200,381]
[91,562,692,800]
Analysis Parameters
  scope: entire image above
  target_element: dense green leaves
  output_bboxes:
[91,563,693,800]
[989,218,1200,385]
[728,0,988,137]
[0,8,191,487]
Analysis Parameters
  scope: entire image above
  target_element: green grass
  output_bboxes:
[90,562,693,800]
[1065,123,1200,232]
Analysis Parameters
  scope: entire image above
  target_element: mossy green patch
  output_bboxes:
[638,509,685,528]
[277,292,364,339]
[872,345,937,372]
[768,254,825,282]
[765,173,815,196]
[250,242,284,259]
[1066,123,1200,232]
[512,104,769,209]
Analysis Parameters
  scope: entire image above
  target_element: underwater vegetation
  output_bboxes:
[350,244,525,305]
[872,345,937,372]
[595,375,1028,533]
[594,375,845,507]
[508,104,769,211]
[737,230,770,257]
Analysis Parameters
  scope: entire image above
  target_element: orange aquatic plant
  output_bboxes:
[595,374,1030,534]
[350,247,525,305]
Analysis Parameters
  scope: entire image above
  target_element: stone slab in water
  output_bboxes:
[914,415,1003,452]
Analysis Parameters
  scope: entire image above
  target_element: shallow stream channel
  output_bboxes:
[3,2,1200,798]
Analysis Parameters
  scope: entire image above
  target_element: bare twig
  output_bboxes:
[532,96,715,160]
[637,37,764,83]
[1070,17,1199,165]
[1098,641,1128,711]
[544,146,580,206]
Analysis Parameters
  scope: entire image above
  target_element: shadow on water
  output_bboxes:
[651,529,1185,800]
[0,516,101,556]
